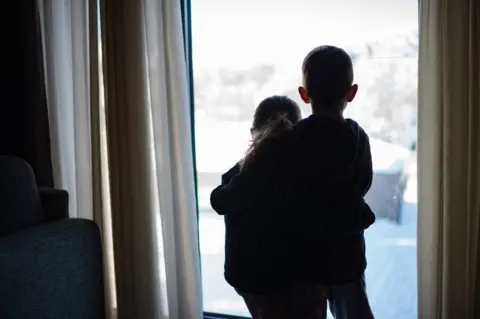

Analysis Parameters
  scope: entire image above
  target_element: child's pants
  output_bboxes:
[237,275,373,319]
[320,275,374,319]
[238,288,292,319]
[237,283,326,319]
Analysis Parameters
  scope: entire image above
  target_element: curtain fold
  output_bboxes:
[39,0,93,219]
[89,0,118,316]
[418,1,480,318]
[100,0,202,317]
[144,1,203,317]
[100,0,162,316]
[39,0,117,317]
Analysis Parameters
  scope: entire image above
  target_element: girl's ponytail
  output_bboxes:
[241,95,301,170]
[242,113,294,169]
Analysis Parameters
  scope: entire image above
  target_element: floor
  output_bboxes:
[199,173,418,319]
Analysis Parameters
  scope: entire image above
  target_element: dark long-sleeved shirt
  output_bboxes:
[213,137,296,294]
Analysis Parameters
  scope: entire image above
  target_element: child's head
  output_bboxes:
[251,95,302,134]
[243,96,301,169]
[298,45,358,114]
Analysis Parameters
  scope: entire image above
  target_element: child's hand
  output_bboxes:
[221,163,241,185]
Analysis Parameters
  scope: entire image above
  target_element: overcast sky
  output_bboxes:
[191,0,418,67]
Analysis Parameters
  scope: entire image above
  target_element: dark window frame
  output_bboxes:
[180,0,250,318]
[204,312,249,319]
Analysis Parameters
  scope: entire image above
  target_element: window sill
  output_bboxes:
[204,312,249,319]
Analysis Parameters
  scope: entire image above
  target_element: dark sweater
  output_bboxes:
[288,115,374,284]
[213,137,295,294]
[210,115,375,293]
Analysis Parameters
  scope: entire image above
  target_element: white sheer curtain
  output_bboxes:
[100,0,202,317]
[38,0,117,317]
[38,0,93,220]
[418,0,480,318]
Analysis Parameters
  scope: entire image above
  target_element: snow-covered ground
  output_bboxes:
[199,172,417,318]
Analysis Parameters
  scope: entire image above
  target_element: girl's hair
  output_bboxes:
[243,95,301,169]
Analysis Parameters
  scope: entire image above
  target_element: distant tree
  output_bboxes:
[218,67,248,86]
[366,62,417,147]
[406,31,419,55]
[193,30,419,137]
[197,64,277,121]
[366,44,374,59]
[349,51,360,64]
[247,64,276,87]
[193,70,213,111]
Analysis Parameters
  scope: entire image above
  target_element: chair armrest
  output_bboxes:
[39,187,69,221]
[0,219,105,319]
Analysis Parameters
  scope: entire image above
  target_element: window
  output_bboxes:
[191,1,418,318]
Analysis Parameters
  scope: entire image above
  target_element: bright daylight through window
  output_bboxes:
[192,1,418,318]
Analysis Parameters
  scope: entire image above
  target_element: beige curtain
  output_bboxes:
[418,1,480,318]
[100,0,203,318]
[89,0,118,317]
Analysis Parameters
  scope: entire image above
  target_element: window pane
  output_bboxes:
[192,1,418,318]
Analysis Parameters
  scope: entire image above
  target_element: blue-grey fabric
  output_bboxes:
[0,155,44,237]
[0,219,105,319]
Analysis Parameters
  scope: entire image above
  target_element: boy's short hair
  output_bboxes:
[252,95,301,130]
[302,45,354,108]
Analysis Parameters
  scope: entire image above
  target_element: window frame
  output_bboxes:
[180,0,198,216]
[183,2,419,319]
[181,0,250,317]
[204,313,250,319]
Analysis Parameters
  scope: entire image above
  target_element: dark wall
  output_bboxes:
[0,1,53,187]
